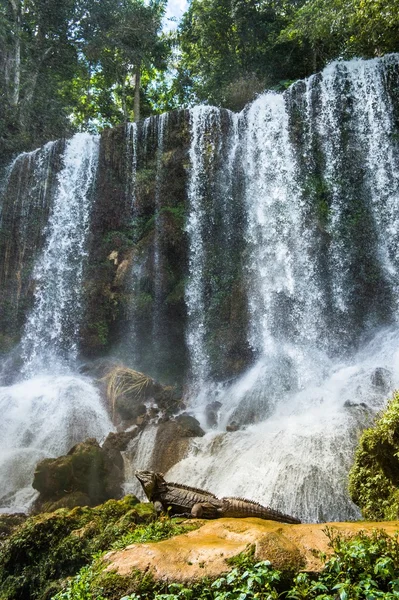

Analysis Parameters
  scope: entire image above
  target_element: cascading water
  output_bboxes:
[170,54,399,522]
[0,133,113,512]
[185,107,241,394]
[0,142,58,358]
[152,113,169,342]
[126,122,138,210]
[22,133,99,374]
[185,107,222,387]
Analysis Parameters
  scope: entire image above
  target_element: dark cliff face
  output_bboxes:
[81,111,192,384]
[78,109,253,385]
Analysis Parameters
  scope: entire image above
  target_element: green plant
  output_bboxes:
[349,391,399,520]
[111,518,199,550]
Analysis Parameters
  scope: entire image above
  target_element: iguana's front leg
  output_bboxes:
[153,500,163,516]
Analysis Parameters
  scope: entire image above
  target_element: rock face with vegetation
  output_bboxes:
[2,504,399,600]
[349,391,399,520]
[82,113,192,385]
[0,496,157,600]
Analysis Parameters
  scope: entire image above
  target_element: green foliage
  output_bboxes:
[0,496,155,600]
[349,391,399,520]
[176,0,306,109]
[111,518,198,550]
[53,558,107,600]
[0,0,170,163]
[279,0,399,67]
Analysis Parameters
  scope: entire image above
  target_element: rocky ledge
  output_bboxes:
[104,518,399,582]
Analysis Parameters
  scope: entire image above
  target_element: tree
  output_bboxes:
[78,0,168,124]
[0,0,82,158]
[176,0,310,109]
[0,0,169,161]
[279,0,399,68]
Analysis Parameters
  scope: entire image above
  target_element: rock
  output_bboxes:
[139,416,204,474]
[174,414,204,437]
[150,422,192,474]
[102,430,139,453]
[344,400,368,409]
[104,519,399,582]
[114,253,133,287]
[101,365,184,425]
[0,513,27,542]
[226,421,239,432]
[40,492,92,513]
[371,367,392,392]
[32,438,125,512]
[205,401,221,428]
[115,397,147,422]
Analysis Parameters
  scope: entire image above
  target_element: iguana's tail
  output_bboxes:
[222,497,301,524]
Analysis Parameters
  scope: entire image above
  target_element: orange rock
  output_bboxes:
[104,518,399,582]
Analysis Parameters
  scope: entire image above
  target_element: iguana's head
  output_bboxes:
[135,470,166,500]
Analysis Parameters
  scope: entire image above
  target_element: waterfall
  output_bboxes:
[122,426,158,500]
[1,54,399,521]
[185,107,220,386]
[171,54,399,522]
[185,107,240,391]
[152,113,169,343]
[21,133,100,374]
[126,122,138,210]
[0,142,58,353]
[0,133,113,512]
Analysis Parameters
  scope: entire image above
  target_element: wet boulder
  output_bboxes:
[101,366,184,426]
[139,416,205,474]
[174,413,204,437]
[32,438,124,512]
[205,401,221,428]
[371,367,392,393]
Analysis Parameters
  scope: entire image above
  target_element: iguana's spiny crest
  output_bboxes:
[135,470,167,500]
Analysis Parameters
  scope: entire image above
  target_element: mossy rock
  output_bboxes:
[349,390,399,520]
[0,513,27,543]
[33,438,124,511]
[0,496,155,600]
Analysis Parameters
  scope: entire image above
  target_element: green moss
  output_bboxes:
[89,321,109,347]
[166,278,186,305]
[349,391,399,520]
[103,231,134,252]
[0,496,155,600]
[136,166,157,190]
[134,292,154,316]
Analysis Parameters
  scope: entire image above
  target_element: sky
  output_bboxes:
[164,0,188,31]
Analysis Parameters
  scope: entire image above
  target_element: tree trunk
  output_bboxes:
[121,76,127,122]
[8,0,21,107]
[134,62,141,123]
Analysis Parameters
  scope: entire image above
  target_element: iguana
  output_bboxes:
[135,470,301,524]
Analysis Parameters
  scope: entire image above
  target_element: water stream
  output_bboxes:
[0,133,113,512]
